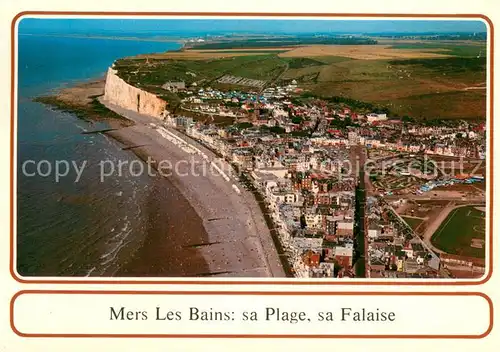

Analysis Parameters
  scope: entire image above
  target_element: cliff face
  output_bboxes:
[103,67,167,119]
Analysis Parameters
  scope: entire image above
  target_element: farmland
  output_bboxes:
[431,206,486,258]
[388,42,485,57]
[185,36,378,49]
[116,38,487,120]
[278,44,452,59]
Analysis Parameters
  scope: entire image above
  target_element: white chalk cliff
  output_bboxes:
[103,67,167,119]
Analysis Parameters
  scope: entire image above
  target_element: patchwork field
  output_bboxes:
[119,39,487,119]
[388,42,485,57]
[431,205,486,258]
[133,51,277,60]
[281,55,486,119]
[278,44,452,60]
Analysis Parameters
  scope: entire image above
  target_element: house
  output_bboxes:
[273,107,289,118]
[302,250,321,268]
[304,211,323,229]
[403,243,414,259]
[334,246,353,268]
[440,253,486,272]
[336,221,354,238]
[370,257,386,271]
[162,81,186,92]
[231,149,253,170]
[368,227,380,239]
[366,113,388,123]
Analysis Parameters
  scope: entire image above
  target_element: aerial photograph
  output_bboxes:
[16,17,488,279]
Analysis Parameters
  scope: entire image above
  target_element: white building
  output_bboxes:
[366,113,388,123]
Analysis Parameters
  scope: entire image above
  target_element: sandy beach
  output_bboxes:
[102,99,285,277]
[41,80,285,277]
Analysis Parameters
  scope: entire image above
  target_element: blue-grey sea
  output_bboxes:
[17,34,181,276]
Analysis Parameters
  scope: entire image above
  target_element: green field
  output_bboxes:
[228,55,287,80]
[187,36,377,50]
[389,43,485,57]
[114,55,273,87]
[401,217,424,231]
[431,206,486,258]
[199,50,288,54]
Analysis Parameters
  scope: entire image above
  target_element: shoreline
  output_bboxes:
[33,79,133,129]
[34,80,285,278]
[34,81,212,277]
[101,98,285,277]
[20,33,186,44]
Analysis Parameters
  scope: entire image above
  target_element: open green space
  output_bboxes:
[389,57,486,73]
[431,206,486,258]
[227,55,288,80]
[401,217,424,231]
[114,55,274,87]
[187,36,377,50]
[283,57,328,69]
[389,42,485,57]
[199,50,288,54]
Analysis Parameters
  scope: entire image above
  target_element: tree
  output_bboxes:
[373,107,390,115]
[333,261,342,277]
[269,126,286,134]
[300,214,307,229]
[237,122,253,129]
[402,115,415,123]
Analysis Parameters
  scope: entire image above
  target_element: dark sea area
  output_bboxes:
[17,33,183,276]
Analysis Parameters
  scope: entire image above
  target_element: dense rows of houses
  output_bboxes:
[161,79,486,279]
[165,115,358,278]
[366,197,441,278]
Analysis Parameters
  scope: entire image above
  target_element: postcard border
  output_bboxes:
[10,11,494,285]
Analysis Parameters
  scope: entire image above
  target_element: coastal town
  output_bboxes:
[156,78,487,279]
[12,12,497,352]
[22,18,489,279]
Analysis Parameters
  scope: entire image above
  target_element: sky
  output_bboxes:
[18,18,487,36]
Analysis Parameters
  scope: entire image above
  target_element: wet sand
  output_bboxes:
[56,79,106,105]
[116,174,211,277]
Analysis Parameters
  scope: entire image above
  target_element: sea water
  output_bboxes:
[17,33,181,276]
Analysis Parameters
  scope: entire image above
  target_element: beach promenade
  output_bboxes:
[100,98,285,278]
